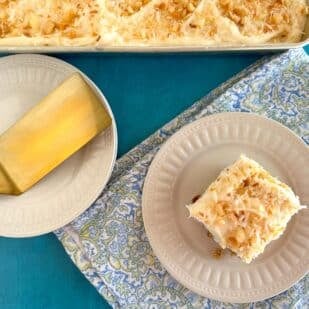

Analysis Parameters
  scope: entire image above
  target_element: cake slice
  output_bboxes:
[187,155,305,263]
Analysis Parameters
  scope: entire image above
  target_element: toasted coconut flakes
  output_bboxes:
[0,0,307,44]
[187,155,305,263]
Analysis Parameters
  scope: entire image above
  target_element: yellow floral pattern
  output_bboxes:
[55,48,308,308]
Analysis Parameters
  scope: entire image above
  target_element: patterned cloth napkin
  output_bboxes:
[55,48,308,308]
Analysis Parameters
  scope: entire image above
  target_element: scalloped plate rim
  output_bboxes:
[142,112,308,303]
[0,54,118,237]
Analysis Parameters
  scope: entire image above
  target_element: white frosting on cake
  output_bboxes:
[0,0,307,46]
[187,155,305,263]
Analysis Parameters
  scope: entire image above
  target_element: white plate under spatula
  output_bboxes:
[0,54,117,237]
[142,112,308,303]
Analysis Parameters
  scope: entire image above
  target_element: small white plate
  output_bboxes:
[142,113,308,303]
[0,54,117,237]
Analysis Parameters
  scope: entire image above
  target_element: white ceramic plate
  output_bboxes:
[0,54,117,237]
[142,113,309,303]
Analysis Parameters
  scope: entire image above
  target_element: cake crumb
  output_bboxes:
[191,194,201,203]
[229,250,236,256]
[207,230,213,239]
[212,248,223,259]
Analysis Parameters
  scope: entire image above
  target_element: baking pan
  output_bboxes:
[0,15,308,53]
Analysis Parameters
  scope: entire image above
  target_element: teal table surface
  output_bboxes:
[0,48,307,309]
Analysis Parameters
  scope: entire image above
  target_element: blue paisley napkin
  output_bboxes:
[55,48,308,308]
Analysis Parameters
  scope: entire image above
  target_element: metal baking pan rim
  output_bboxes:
[0,40,307,53]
